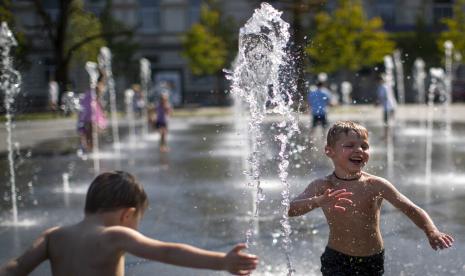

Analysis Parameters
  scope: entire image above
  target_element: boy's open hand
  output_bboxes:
[224,243,258,275]
[317,189,353,212]
[427,230,454,250]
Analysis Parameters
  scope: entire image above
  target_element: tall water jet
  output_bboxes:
[393,50,405,105]
[85,61,100,175]
[425,68,444,185]
[227,3,298,274]
[140,58,151,137]
[125,88,137,147]
[0,22,21,224]
[383,55,396,130]
[413,58,426,104]
[443,40,453,135]
[98,47,121,159]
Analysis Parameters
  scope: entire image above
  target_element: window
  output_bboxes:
[189,0,201,25]
[433,0,453,26]
[138,0,160,33]
[376,1,395,26]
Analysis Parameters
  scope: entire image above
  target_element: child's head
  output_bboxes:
[326,121,368,148]
[85,171,148,217]
[160,92,169,102]
[325,121,370,174]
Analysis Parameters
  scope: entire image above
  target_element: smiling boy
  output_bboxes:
[288,121,454,275]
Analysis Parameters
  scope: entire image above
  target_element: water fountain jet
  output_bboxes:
[98,47,121,162]
[0,22,21,225]
[227,3,298,274]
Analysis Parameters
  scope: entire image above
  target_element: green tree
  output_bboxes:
[439,0,465,60]
[182,0,236,103]
[0,0,29,68]
[66,0,105,67]
[32,0,131,103]
[306,0,394,75]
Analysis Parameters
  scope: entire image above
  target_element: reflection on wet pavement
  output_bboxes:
[0,118,464,275]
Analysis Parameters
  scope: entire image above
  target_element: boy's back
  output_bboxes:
[0,171,258,276]
[48,222,125,276]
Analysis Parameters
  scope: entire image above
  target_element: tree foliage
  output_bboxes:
[32,0,133,102]
[0,0,29,68]
[66,0,105,66]
[182,0,235,76]
[306,0,395,74]
[439,0,465,60]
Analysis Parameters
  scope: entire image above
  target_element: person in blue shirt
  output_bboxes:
[308,81,332,134]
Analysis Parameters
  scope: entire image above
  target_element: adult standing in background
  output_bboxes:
[375,74,397,139]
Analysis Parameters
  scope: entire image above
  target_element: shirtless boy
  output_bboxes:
[0,171,258,276]
[288,121,454,275]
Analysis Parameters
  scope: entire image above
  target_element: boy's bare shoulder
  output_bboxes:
[102,226,146,243]
[362,172,392,190]
[308,176,333,191]
[41,226,62,239]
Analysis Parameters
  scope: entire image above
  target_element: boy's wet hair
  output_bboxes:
[85,171,148,214]
[326,121,368,147]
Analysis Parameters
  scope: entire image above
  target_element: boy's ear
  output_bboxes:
[120,207,137,221]
[325,145,333,157]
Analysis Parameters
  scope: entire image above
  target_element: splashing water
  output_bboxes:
[85,61,101,176]
[393,50,405,105]
[125,88,137,147]
[140,58,151,137]
[1,22,22,225]
[413,58,426,104]
[226,3,298,275]
[443,40,454,135]
[98,47,121,162]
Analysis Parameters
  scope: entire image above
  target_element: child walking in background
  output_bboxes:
[289,121,454,275]
[308,81,333,135]
[0,171,258,276]
[77,72,108,153]
[155,92,172,152]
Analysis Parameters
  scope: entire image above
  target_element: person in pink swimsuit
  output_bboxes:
[77,73,108,152]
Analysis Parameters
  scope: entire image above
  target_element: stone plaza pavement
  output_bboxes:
[1,104,464,154]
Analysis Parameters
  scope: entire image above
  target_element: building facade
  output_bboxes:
[10,0,457,110]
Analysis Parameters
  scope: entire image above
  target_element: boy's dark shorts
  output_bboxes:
[321,246,384,276]
[312,114,328,127]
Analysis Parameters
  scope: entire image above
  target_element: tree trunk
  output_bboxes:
[55,0,71,106]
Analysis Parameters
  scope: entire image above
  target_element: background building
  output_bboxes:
[10,0,457,111]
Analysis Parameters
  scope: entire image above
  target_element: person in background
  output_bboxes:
[154,92,172,152]
[77,72,108,153]
[308,81,333,135]
[375,75,397,139]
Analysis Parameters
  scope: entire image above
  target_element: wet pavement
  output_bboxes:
[0,110,465,275]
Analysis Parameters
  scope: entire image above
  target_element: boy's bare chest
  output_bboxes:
[329,181,381,212]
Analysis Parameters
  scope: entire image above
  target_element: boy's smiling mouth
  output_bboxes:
[349,157,363,165]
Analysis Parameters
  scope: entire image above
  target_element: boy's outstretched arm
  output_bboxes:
[0,227,58,276]
[110,227,258,275]
[288,180,353,217]
[380,179,454,250]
